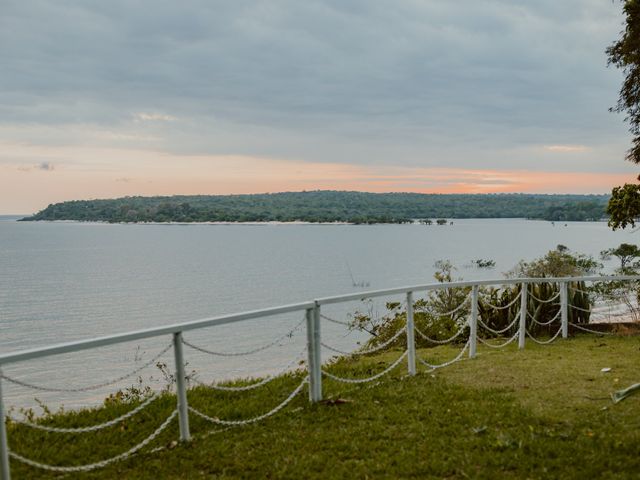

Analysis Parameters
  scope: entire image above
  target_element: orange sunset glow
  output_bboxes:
[2,150,636,214]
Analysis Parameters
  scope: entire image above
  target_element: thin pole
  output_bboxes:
[406,292,416,375]
[305,308,316,402]
[173,332,191,442]
[312,304,323,402]
[561,282,569,339]
[0,376,10,480]
[469,285,478,358]
[519,283,528,349]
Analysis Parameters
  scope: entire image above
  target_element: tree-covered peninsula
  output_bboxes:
[20,191,609,224]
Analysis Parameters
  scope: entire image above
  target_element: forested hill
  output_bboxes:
[20,191,610,224]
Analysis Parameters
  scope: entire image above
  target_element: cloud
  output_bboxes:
[14,161,55,172]
[37,161,54,171]
[544,145,590,153]
[2,142,635,212]
[133,112,176,122]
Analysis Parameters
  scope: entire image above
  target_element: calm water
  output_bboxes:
[0,218,634,409]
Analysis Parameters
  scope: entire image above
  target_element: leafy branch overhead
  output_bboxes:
[607,0,640,164]
[608,182,640,229]
[607,1,640,228]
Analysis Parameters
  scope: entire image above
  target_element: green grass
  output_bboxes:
[8,334,640,479]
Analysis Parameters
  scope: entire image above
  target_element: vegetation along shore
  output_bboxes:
[20,191,609,224]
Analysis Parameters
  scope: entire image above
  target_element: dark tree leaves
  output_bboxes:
[608,181,640,229]
[607,0,640,163]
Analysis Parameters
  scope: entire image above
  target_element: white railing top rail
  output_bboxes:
[314,275,640,305]
[1,275,638,366]
[0,301,314,366]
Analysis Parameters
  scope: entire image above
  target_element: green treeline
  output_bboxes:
[20,191,610,224]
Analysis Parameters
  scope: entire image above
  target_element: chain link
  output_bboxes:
[192,351,306,392]
[322,350,408,384]
[569,286,591,295]
[182,317,304,357]
[320,314,352,327]
[417,341,469,370]
[527,308,561,326]
[320,302,404,329]
[189,377,307,425]
[569,322,613,335]
[7,392,160,433]
[528,290,561,304]
[479,293,521,311]
[525,326,563,345]
[477,313,519,335]
[419,293,471,317]
[10,410,177,472]
[568,304,593,314]
[477,330,520,349]
[321,326,405,356]
[414,322,467,345]
[1,343,172,393]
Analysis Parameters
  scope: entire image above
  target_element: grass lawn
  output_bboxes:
[7,334,640,479]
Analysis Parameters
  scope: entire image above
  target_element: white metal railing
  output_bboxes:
[0,274,638,478]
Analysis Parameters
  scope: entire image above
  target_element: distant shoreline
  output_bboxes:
[12,218,609,226]
[20,219,355,226]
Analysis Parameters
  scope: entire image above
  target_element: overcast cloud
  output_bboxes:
[0,1,638,212]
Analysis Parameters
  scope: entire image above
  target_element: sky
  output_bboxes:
[1,0,639,214]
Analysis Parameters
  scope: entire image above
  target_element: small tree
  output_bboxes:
[509,246,601,278]
[597,243,640,321]
[352,261,470,350]
[600,243,640,272]
[419,260,472,327]
[502,247,597,330]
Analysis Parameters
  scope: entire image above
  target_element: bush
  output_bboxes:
[349,248,599,353]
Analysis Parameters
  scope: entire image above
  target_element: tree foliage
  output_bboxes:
[593,241,640,322]
[606,1,640,229]
[508,246,602,278]
[608,182,640,229]
[607,0,640,164]
[20,191,610,224]
[601,242,640,271]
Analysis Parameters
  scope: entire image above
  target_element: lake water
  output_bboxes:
[0,217,635,409]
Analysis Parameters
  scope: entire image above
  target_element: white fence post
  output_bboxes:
[0,376,11,480]
[560,281,568,338]
[519,283,528,349]
[406,291,416,375]
[469,285,478,358]
[173,332,191,442]
[306,304,323,402]
[305,307,316,402]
